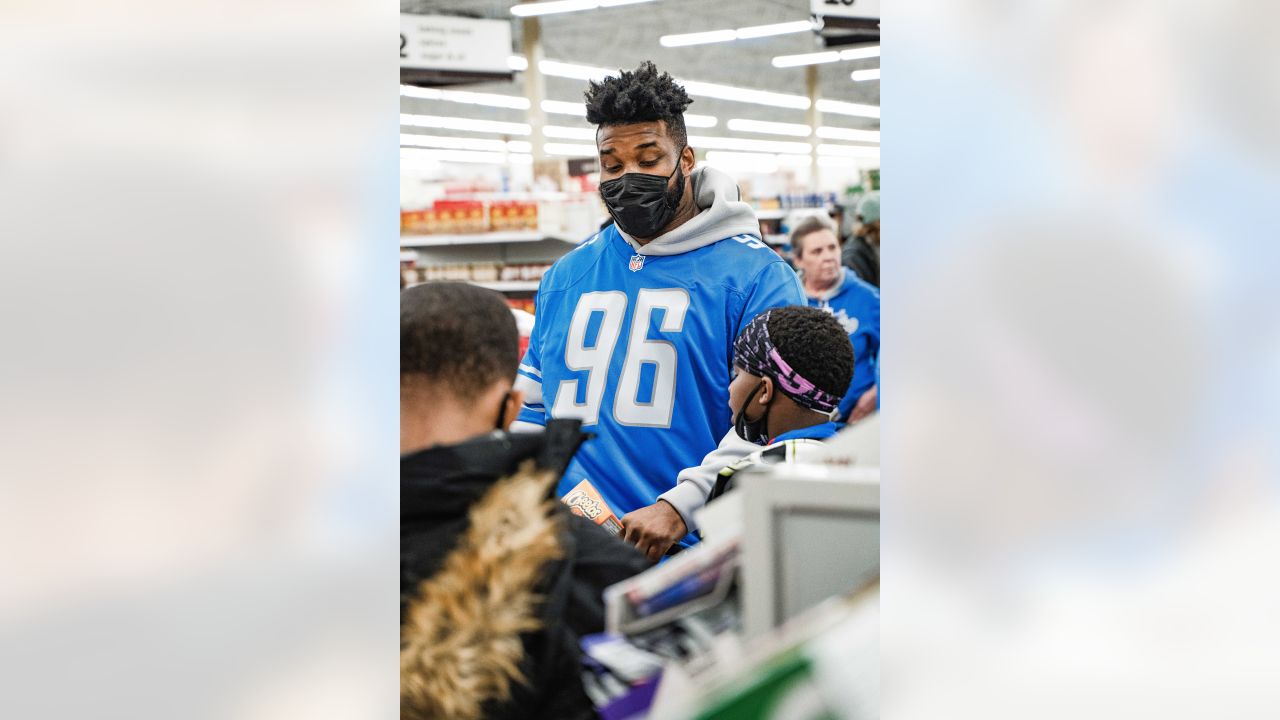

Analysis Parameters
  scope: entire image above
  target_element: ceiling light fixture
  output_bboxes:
[399,86,531,110]
[543,142,598,157]
[816,143,881,157]
[660,29,737,47]
[840,46,881,61]
[541,100,716,127]
[815,98,880,119]
[511,0,656,18]
[689,134,811,155]
[851,68,880,81]
[726,118,812,137]
[818,154,876,169]
[680,79,809,109]
[543,125,597,140]
[772,44,880,68]
[703,150,780,171]
[400,113,532,136]
[400,133,514,152]
[400,147,518,165]
[537,59,809,109]
[816,126,880,143]
[541,99,586,116]
[771,51,840,68]
[737,20,815,40]
[661,19,813,47]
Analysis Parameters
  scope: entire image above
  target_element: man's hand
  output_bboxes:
[849,385,878,422]
[620,500,688,562]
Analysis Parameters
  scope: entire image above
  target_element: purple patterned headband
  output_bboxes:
[733,310,840,415]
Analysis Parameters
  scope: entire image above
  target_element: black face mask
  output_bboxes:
[733,381,772,444]
[599,155,686,239]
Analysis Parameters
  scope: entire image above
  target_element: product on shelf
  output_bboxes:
[412,263,550,289]
[505,298,536,315]
[469,262,500,282]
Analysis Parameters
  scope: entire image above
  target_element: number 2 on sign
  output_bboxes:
[553,289,690,428]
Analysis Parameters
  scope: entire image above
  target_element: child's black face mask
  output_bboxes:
[732,380,772,445]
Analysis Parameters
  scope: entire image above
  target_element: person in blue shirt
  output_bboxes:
[511,61,805,561]
[790,215,880,423]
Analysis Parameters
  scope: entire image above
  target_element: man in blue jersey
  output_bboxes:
[791,215,880,422]
[511,61,804,560]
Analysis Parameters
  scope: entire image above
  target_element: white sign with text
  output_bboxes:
[811,0,881,20]
[400,14,511,73]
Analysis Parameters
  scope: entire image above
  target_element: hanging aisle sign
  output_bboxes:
[400,14,511,74]
[811,0,881,21]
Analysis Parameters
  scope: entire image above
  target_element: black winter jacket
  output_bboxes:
[400,426,647,720]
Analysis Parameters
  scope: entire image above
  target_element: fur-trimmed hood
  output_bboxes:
[401,461,563,720]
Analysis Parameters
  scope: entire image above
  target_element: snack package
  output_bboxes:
[561,479,623,536]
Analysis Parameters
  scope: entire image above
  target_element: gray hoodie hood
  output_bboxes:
[616,166,761,256]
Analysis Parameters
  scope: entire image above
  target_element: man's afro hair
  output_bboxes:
[584,61,693,147]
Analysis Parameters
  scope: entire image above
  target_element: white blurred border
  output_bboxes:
[0,3,398,717]
[886,1,1280,717]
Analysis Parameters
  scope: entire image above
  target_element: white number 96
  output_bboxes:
[553,288,690,428]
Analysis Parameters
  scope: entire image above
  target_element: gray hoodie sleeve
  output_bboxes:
[659,428,761,533]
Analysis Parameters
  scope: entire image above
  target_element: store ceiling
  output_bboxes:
[400,0,879,132]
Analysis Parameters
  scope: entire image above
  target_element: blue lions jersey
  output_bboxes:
[516,224,804,522]
[807,267,880,422]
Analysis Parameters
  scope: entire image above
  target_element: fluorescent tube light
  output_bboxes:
[772,45,879,68]
[703,151,780,172]
[771,51,841,68]
[815,98,880,119]
[400,114,532,136]
[541,100,586,116]
[537,59,809,109]
[817,143,881,157]
[689,135,811,154]
[543,142,598,157]
[400,148,514,165]
[512,0,599,16]
[840,45,881,61]
[851,68,880,81]
[399,86,530,110]
[512,0,656,17]
[818,154,876,168]
[735,20,814,39]
[661,20,812,47]
[543,125,597,140]
[816,126,880,143]
[726,118,812,137]
[400,133,513,152]
[661,29,737,47]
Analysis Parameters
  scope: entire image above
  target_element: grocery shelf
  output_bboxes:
[400,230,567,247]
[404,279,540,293]
[754,206,833,221]
[473,280,540,292]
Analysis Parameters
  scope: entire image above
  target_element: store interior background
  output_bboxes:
[400,0,879,306]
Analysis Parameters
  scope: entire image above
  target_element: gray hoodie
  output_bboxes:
[614,166,761,256]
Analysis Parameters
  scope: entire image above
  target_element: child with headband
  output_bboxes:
[707,305,856,502]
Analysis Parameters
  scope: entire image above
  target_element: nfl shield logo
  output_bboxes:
[629,254,645,272]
